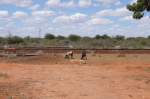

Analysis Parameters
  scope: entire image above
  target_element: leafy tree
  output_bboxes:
[127,0,150,19]
[45,33,55,40]
[68,34,81,42]
[7,36,24,44]
[0,37,5,44]
[94,34,111,39]
[95,35,101,39]
[114,35,125,41]
[24,36,31,40]
[148,35,150,39]
[101,34,111,39]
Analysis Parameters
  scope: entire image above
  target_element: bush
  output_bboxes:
[68,34,81,42]
[117,54,126,57]
[94,34,111,39]
[45,33,55,40]
[114,35,125,41]
[7,36,24,44]
[95,35,101,39]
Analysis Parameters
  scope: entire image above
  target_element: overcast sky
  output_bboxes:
[0,0,149,37]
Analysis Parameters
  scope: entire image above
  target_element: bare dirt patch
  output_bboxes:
[0,54,150,99]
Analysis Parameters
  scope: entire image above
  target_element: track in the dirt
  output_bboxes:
[1,47,150,54]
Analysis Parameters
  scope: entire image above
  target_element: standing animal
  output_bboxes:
[81,50,87,60]
[65,51,74,59]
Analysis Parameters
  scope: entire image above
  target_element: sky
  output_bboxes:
[0,0,149,37]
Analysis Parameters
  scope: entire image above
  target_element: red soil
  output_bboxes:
[0,54,150,99]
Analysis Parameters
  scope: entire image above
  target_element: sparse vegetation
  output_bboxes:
[44,33,56,40]
[0,72,9,79]
[144,67,150,73]
[0,34,150,49]
[117,54,126,57]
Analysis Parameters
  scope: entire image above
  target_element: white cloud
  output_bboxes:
[87,18,113,25]
[0,0,33,7]
[53,13,88,24]
[95,0,120,5]
[136,16,150,27]
[131,0,137,4]
[122,17,150,37]
[13,11,28,19]
[121,16,133,21]
[79,0,92,7]
[0,0,149,37]
[32,10,55,17]
[46,0,95,8]
[63,0,76,8]
[70,13,88,23]
[46,0,60,7]
[96,7,130,17]
[115,1,122,6]
[0,10,9,18]
[30,4,40,10]
[53,15,70,23]
[46,0,76,8]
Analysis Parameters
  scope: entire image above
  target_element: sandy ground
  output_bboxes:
[0,54,150,99]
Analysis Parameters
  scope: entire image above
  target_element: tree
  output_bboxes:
[127,0,150,19]
[94,34,111,39]
[0,37,5,44]
[95,35,101,39]
[101,34,111,39]
[68,34,81,42]
[44,33,55,40]
[114,35,125,41]
[148,35,150,39]
[7,36,24,44]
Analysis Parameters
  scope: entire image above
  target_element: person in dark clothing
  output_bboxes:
[81,50,87,60]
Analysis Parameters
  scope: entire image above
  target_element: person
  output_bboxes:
[81,50,87,60]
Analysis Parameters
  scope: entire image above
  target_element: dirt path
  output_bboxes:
[0,61,150,99]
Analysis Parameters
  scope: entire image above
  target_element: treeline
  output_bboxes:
[1,33,150,49]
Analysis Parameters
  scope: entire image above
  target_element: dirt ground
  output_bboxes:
[0,54,150,99]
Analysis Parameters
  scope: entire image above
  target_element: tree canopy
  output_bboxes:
[7,36,24,44]
[68,34,81,42]
[127,0,150,19]
[44,33,55,40]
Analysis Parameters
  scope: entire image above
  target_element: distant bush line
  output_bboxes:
[1,33,150,49]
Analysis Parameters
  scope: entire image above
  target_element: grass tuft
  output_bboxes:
[117,54,126,57]
[0,72,9,79]
[144,67,150,73]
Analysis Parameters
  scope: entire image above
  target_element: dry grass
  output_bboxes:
[0,72,9,79]
[117,54,126,57]
[144,67,150,73]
